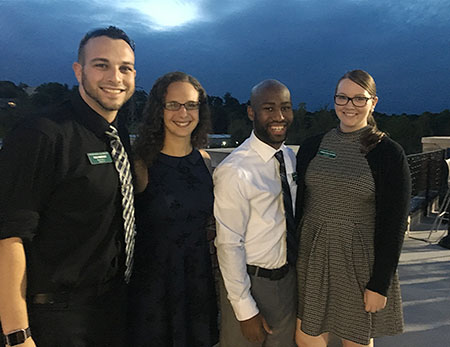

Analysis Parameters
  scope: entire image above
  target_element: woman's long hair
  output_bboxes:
[335,69,385,153]
[133,71,211,166]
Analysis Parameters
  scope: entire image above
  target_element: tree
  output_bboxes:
[0,81,27,98]
[31,82,72,107]
[287,103,306,144]
[118,89,148,133]
[208,93,249,137]
[223,92,240,108]
[2,80,450,154]
[0,81,33,137]
[208,95,223,109]
[430,109,450,136]
[208,96,228,133]
[228,118,252,145]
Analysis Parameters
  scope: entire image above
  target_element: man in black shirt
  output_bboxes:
[0,26,136,346]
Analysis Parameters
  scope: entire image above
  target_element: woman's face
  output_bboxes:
[334,78,378,133]
[163,81,200,141]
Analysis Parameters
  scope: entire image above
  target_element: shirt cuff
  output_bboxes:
[0,210,39,241]
[230,295,259,321]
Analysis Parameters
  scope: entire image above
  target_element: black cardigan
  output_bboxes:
[295,132,411,296]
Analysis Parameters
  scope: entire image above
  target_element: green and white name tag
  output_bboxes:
[86,151,113,165]
[292,172,298,182]
[318,148,336,159]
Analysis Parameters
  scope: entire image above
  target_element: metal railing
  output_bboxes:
[407,149,447,213]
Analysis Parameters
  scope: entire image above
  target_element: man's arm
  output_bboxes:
[213,165,271,342]
[0,238,35,346]
[0,123,56,346]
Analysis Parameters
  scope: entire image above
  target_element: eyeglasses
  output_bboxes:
[163,101,200,111]
[334,95,373,107]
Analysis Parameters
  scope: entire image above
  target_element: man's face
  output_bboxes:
[248,86,293,149]
[72,36,136,122]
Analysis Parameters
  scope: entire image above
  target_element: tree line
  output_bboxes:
[1,81,450,155]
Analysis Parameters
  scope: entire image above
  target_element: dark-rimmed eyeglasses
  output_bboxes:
[163,101,200,111]
[334,95,373,107]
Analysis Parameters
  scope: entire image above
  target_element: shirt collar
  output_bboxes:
[71,90,117,139]
[157,150,201,168]
[249,131,288,163]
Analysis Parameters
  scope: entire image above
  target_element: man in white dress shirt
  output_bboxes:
[214,79,297,346]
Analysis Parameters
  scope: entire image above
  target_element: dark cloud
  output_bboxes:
[1,0,449,114]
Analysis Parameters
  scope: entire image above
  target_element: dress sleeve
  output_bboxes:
[213,164,258,321]
[0,124,57,241]
[366,139,411,296]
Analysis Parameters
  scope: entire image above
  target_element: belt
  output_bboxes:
[247,263,290,281]
[29,278,122,305]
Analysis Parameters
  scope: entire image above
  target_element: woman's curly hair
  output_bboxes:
[133,71,211,166]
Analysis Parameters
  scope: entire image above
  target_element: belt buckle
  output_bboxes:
[32,293,58,304]
[31,292,70,305]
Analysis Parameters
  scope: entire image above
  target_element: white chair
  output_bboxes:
[428,158,450,241]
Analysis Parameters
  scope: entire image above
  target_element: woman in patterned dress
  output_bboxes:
[127,71,218,347]
[295,70,411,347]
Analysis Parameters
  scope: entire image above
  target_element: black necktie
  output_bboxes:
[275,150,298,265]
[105,125,136,282]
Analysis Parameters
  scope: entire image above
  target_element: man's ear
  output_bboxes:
[72,62,82,83]
[247,105,255,121]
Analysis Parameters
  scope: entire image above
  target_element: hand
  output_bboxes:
[239,313,273,343]
[295,318,302,345]
[364,289,387,313]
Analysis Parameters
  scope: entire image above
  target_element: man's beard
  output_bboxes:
[253,115,288,147]
[81,71,132,112]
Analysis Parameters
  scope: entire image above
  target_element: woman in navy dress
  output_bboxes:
[128,71,218,347]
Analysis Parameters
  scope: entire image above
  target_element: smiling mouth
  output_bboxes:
[174,121,191,127]
[269,123,287,133]
[101,87,125,94]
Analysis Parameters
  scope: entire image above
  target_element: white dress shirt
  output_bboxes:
[213,131,297,321]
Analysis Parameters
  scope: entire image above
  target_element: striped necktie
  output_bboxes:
[275,150,298,265]
[105,125,136,282]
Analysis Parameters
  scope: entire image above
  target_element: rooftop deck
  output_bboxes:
[328,217,450,346]
[375,220,450,347]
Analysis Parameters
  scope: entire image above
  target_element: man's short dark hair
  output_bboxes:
[77,26,135,63]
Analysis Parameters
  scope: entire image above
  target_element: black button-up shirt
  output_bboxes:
[0,91,130,294]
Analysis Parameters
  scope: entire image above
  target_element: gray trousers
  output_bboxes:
[219,265,297,347]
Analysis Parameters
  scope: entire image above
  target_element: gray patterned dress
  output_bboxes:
[297,127,403,345]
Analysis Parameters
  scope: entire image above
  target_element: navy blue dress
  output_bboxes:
[128,150,218,347]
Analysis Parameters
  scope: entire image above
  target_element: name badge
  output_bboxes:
[318,148,336,159]
[291,172,298,182]
[87,151,113,165]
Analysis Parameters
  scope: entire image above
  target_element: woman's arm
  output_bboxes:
[366,139,411,296]
[133,159,148,194]
[199,149,213,175]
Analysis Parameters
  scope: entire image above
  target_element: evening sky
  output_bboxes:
[1,0,449,114]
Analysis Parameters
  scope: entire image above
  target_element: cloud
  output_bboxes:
[85,0,260,32]
[1,0,449,113]
[343,0,449,26]
[111,1,204,30]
